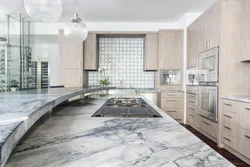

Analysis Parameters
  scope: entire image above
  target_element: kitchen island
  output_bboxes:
[3,92,234,167]
[0,87,115,167]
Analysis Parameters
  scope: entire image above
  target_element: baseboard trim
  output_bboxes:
[224,145,250,165]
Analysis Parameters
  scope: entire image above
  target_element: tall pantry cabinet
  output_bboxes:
[59,29,87,87]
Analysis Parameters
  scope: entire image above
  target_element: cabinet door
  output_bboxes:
[187,25,193,68]
[84,33,97,70]
[145,33,158,71]
[159,30,183,69]
[208,4,221,49]
[59,29,83,87]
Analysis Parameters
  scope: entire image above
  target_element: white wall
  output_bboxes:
[32,22,181,35]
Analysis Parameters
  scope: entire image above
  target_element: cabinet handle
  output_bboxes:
[245,135,250,139]
[167,100,177,102]
[203,121,210,125]
[223,125,231,130]
[189,108,194,111]
[224,103,232,106]
[167,110,177,113]
[245,108,250,111]
[223,114,232,118]
[223,137,231,142]
[189,101,195,103]
[189,114,194,117]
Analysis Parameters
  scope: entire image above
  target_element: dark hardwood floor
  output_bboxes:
[181,124,250,167]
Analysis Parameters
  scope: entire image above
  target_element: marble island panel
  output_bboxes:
[4,97,234,167]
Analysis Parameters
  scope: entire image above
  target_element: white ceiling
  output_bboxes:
[0,0,217,22]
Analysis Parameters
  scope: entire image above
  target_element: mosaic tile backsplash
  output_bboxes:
[88,37,155,88]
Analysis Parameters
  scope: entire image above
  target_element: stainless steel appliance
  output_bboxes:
[198,46,219,122]
[91,98,162,118]
[198,85,218,122]
[160,69,181,86]
[198,47,219,83]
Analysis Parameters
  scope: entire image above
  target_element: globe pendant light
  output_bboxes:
[64,1,88,43]
[24,0,62,22]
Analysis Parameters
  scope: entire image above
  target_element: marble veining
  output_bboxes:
[4,98,234,167]
[0,87,115,167]
[221,96,250,103]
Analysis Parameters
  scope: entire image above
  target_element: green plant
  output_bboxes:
[100,78,111,86]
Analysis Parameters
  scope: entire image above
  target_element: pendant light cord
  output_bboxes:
[75,0,78,14]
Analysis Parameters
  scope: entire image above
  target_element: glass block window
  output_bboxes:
[88,37,155,89]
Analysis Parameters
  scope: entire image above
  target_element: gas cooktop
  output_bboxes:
[91,98,162,118]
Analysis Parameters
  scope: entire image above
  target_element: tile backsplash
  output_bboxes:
[88,37,155,88]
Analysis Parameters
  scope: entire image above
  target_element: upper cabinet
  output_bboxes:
[84,33,98,70]
[199,4,221,52]
[159,30,184,69]
[187,3,221,69]
[144,33,158,71]
[187,22,199,68]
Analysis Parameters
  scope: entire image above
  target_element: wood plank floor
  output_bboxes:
[182,124,250,167]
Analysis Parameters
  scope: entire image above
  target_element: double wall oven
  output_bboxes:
[198,47,219,122]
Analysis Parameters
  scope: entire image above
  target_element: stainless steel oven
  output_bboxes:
[198,47,219,83]
[198,85,218,122]
[198,46,219,123]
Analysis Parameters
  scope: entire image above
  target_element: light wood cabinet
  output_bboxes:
[199,116,218,139]
[158,92,184,123]
[144,33,158,71]
[187,2,220,69]
[187,20,200,68]
[84,33,98,70]
[221,99,250,162]
[159,30,183,69]
[59,29,85,87]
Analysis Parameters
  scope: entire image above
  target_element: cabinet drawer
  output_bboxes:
[161,93,183,98]
[187,93,196,99]
[199,117,217,139]
[237,128,250,159]
[163,109,182,120]
[187,105,196,113]
[222,133,237,150]
[223,100,236,113]
[238,103,250,130]
[187,112,196,126]
[222,111,237,128]
[161,97,183,109]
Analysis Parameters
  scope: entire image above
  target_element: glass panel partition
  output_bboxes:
[0,14,32,92]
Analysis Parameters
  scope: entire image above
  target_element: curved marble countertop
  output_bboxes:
[5,95,234,167]
[0,87,115,167]
[222,96,250,103]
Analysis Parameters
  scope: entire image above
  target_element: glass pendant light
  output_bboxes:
[24,0,62,22]
[64,1,88,42]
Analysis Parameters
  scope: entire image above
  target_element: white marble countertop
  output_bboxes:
[0,87,115,167]
[4,95,234,167]
[221,96,250,103]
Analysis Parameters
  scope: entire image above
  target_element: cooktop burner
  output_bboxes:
[91,98,162,118]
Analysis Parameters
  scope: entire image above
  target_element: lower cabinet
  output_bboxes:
[199,116,218,139]
[221,99,250,163]
[186,92,218,142]
[158,92,184,123]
